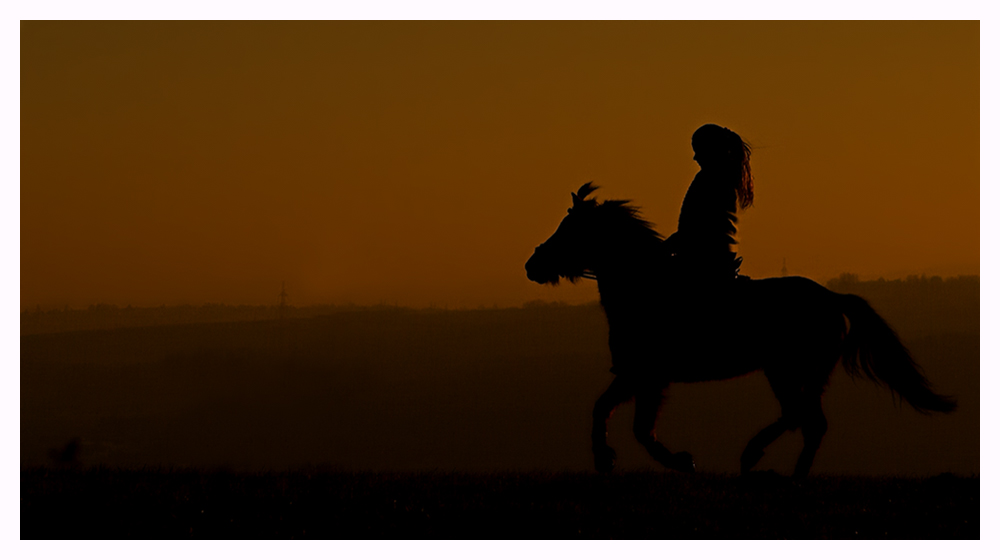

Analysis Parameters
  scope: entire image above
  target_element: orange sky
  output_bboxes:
[21,21,979,310]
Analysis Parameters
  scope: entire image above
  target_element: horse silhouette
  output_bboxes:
[525,183,956,477]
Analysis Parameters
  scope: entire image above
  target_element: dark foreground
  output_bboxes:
[21,469,978,539]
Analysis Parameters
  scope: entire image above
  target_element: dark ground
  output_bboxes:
[21,468,978,539]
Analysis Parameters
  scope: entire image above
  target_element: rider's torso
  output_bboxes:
[676,170,739,259]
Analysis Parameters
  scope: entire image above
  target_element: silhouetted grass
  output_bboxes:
[21,468,977,539]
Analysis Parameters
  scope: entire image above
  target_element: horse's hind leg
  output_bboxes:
[740,369,812,475]
[592,376,633,473]
[633,386,695,473]
[740,371,801,475]
[793,396,828,478]
[740,418,790,475]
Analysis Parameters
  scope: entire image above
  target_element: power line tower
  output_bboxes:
[278,281,288,320]
[780,258,788,277]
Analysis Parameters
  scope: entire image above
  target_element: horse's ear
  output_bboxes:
[577,182,598,201]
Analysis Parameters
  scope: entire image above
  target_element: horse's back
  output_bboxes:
[605,273,846,381]
[741,276,840,316]
[737,276,846,369]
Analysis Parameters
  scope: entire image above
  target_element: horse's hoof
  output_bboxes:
[671,451,695,473]
[740,449,764,475]
[594,446,617,473]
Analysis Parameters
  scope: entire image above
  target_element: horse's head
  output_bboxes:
[525,183,605,285]
[526,183,663,285]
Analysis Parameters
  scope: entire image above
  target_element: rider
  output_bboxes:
[608,124,754,377]
[662,124,754,284]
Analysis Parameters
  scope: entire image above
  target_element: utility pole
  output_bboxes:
[780,258,788,277]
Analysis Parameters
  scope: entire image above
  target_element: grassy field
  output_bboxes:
[21,468,978,539]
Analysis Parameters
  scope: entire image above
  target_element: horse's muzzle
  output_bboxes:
[525,249,559,285]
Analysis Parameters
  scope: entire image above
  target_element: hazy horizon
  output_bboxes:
[20,270,979,312]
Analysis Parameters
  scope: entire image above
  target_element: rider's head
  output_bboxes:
[692,124,754,210]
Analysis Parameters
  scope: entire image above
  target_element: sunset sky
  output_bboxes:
[20,21,979,310]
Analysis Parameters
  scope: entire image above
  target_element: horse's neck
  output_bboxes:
[594,247,662,309]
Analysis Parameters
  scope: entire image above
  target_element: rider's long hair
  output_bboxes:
[692,124,754,210]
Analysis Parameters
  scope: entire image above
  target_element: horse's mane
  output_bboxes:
[594,199,663,244]
[555,184,664,283]
[576,183,662,244]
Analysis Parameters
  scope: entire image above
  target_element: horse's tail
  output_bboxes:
[840,294,956,414]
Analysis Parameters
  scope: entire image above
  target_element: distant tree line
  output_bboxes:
[825,273,979,302]
[825,272,978,290]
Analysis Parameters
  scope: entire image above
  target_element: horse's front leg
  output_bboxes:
[592,376,633,473]
[633,384,696,473]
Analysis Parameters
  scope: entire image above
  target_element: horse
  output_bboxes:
[524,183,956,478]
